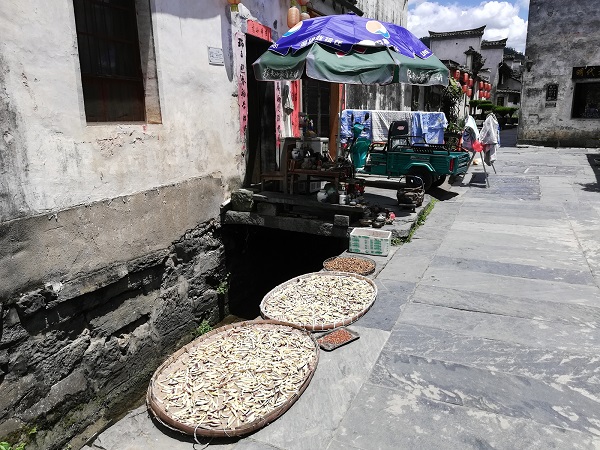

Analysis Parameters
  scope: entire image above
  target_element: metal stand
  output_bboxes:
[468,151,496,188]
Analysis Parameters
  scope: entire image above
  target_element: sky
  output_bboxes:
[407,0,530,53]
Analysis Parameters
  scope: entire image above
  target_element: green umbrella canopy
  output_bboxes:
[252,13,448,86]
[253,42,448,86]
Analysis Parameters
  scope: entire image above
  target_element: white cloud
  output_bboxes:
[407,1,528,53]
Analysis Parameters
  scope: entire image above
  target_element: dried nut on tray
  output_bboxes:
[323,256,375,275]
[154,324,317,431]
[318,328,356,346]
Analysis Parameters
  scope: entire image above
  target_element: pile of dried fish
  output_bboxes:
[261,273,376,329]
[153,324,317,432]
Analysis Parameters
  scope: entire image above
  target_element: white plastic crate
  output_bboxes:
[348,228,391,256]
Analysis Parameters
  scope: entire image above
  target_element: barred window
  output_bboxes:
[73,0,145,122]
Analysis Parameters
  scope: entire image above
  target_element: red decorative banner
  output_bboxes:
[247,20,271,41]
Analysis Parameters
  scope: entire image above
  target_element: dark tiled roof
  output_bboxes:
[481,38,508,48]
[429,25,486,38]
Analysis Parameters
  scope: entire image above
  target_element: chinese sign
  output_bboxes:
[572,66,600,79]
[546,84,558,101]
[208,47,224,66]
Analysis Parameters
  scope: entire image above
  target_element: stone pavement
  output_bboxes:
[82,145,600,450]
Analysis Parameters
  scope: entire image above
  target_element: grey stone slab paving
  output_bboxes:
[249,326,389,450]
[384,324,600,403]
[448,221,581,249]
[397,303,600,355]
[376,255,433,283]
[332,383,600,450]
[430,254,596,285]
[411,284,600,327]
[353,280,415,331]
[370,351,600,434]
[435,234,589,271]
[81,406,237,450]
[420,266,600,308]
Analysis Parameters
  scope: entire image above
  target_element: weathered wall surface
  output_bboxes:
[430,36,481,66]
[345,0,411,112]
[481,46,505,90]
[0,214,228,450]
[518,0,600,147]
[0,1,288,448]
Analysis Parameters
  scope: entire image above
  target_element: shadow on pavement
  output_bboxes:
[583,154,600,192]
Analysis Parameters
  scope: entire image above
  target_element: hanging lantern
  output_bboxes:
[453,70,460,80]
[227,0,241,11]
[300,6,310,20]
[467,88,472,98]
[298,0,310,5]
[486,83,491,91]
[468,78,474,87]
[479,81,484,90]
[287,5,300,28]
[462,84,468,94]
[462,73,469,84]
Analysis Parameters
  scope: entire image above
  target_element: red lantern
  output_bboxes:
[468,78,474,87]
[487,83,491,91]
[463,73,469,83]
[287,6,300,28]
[462,84,468,94]
[298,0,310,4]
[467,88,472,98]
[453,70,460,80]
[227,0,241,11]
[479,81,484,90]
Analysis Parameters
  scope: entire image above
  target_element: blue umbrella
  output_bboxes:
[253,14,448,86]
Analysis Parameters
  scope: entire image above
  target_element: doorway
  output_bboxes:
[244,35,276,187]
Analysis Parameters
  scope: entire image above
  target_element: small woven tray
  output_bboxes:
[146,320,319,438]
[322,255,376,276]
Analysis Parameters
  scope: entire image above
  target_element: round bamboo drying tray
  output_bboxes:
[260,271,378,331]
[322,255,376,276]
[146,319,319,438]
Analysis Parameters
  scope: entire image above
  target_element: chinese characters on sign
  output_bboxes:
[236,33,248,139]
[572,66,600,79]
[208,47,224,66]
[546,84,558,101]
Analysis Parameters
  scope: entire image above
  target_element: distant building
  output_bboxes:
[518,0,600,147]
[428,26,509,109]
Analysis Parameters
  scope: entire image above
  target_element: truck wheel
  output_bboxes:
[408,168,433,192]
[432,175,447,187]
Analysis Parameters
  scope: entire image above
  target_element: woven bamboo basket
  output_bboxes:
[146,319,319,438]
[260,271,378,331]
[322,255,376,276]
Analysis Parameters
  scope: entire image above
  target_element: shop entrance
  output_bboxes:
[244,35,276,187]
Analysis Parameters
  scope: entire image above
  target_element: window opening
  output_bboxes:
[572,82,600,119]
[73,0,146,122]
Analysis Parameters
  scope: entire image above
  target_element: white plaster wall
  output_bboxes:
[359,0,408,26]
[430,36,481,66]
[481,47,504,90]
[0,0,290,221]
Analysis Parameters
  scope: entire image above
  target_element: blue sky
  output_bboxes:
[407,0,529,52]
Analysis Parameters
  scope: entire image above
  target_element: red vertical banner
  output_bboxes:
[275,82,283,149]
[291,80,300,137]
[235,32,248,141]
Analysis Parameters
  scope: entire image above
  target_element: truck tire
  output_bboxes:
[432,175,447,187]
[408,168,433,192]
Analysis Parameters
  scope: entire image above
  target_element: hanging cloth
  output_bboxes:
[480,113,499,165]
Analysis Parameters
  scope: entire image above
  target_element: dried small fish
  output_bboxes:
[261,273,376,329]
[154,324,317,431]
